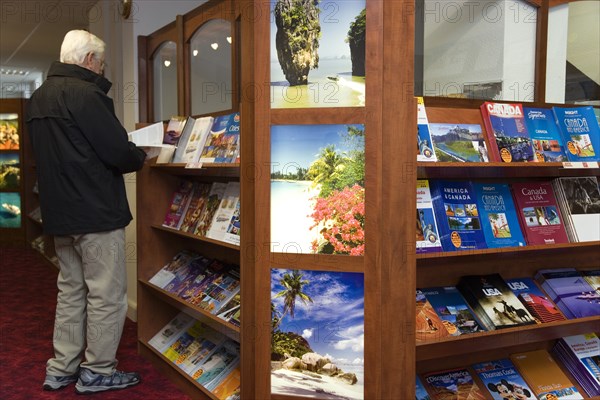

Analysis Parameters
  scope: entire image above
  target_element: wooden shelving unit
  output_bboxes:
[415,101,600,397]
[134,1,599,399]
[136,161,241,400]
[418,161,600,178]
[416,316,600,362]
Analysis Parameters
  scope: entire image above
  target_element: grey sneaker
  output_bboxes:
[75,368,141,394]
[43,373,79,390]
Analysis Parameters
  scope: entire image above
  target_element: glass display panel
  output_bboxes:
[0,113,19,150]
[189,19,233,116]
[271,124,365,255]
[270,0,366,108]
[415,0,536,101]
[546,1,600,105]
[153,41,178,121]
[271,268,364,399]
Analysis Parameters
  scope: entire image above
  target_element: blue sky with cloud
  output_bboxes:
[271,268,364,366]
[271,124,364,173]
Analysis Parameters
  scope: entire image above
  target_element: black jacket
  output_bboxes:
[26,61,146,235]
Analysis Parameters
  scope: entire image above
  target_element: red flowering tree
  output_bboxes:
[310,184,365,256]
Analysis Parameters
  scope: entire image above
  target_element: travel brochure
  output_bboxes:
[419,101,600,164]
[421,176,600,252]
[429,123,489,162]
[415,332,598,399]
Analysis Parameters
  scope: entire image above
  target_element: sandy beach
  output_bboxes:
[271,180,321,253]
[271,368,363,400]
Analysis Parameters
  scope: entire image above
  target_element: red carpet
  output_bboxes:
[0,247,192,399]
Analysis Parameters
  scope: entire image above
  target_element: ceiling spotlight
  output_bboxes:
[211,43,218,50]
[226,36,232,44]
[164,60,171,67]
[193,49,198,57]
[0,66,35,76]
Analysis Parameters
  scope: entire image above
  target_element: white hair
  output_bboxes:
[60,30,105,65]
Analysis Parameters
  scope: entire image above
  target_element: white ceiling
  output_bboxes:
[0,0,98,84]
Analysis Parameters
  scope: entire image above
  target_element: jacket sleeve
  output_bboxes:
[70,86,146,173]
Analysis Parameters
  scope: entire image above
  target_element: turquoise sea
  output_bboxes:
[271,59,365,109]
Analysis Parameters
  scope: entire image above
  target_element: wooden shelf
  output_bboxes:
[140,280,240,341]
[417,243,599,289]
[418,161,600,179]
[417,240,600,260]
[137,340,218,400]
[416,316,600,362]
[151,163,240,178]
[26,215,43,225]
[151,224,240,250]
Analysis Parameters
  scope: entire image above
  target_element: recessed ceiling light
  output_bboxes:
[0,66,37,76]
[211,43,218,50]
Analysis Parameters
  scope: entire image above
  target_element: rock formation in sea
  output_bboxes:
[348,8,366,77]
[274,0,321,86]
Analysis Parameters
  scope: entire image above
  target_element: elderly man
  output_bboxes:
[27,29,146,394]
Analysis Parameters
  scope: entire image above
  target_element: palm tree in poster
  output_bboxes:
[271,302,282,330]
[308,145,345,196]
[273,270,313,331]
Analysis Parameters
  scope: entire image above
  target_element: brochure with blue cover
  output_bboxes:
[552,106,600,162]
[523,107,568,162]
[473,182,526,248]
[430,180,487,251]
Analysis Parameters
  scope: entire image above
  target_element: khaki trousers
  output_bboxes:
[47,228,127,376]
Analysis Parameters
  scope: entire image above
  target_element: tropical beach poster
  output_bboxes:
[270,0,366,108]
[271,124,365,255]
[271,268,364,399]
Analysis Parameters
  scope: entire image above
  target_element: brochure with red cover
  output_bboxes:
[510,181,569,245]
[481,102,536,163]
